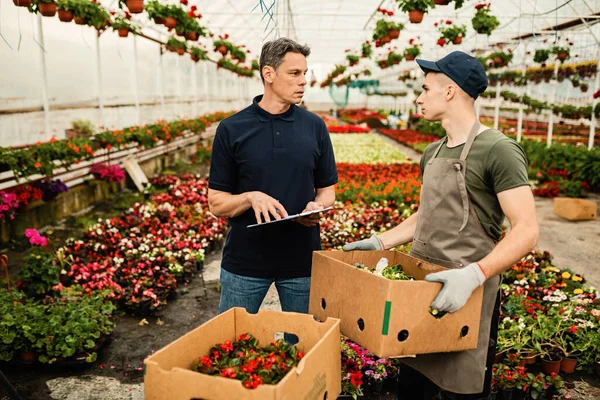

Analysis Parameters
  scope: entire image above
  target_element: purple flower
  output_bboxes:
[366,360,374,365]
[383,372,388,377]
[374,373,380,380]
[365,370,373,375]
[376,358,386,363]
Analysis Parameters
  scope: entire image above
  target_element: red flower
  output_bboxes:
[180,0,188,4]
[569,325,578,334]
[437,38,446,47]
[350,372,363,387]
[593,90,600,99]
[200,356,212,367]
[434,22,438,27]
[409,38,414,45]
[446,20,452,25]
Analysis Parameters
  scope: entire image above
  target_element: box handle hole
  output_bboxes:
[357,318,365,331]
[460,326,469,338]
[321,298,327,310]
[397,329,409,342]
[323,391,328,400]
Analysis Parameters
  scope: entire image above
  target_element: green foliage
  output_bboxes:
[438,24,467,41]
[396,0,435,13]
[472,5,500,35]
[404,45,421,58]
[533,49,550,64]
[18,247,59,297]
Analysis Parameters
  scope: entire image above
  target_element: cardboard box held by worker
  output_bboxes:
[144,307,341,400]
[309,250,484,358]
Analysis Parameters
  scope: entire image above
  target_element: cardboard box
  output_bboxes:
[553,197,597,221]
[309,250,483,358]
[144,308,341,400]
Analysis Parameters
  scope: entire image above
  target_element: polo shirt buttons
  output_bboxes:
[276,132,280,135]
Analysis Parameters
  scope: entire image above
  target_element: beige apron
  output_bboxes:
[405,122,500,394]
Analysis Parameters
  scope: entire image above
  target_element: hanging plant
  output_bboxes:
[56,0,75,22]
[118,0,143,14]
[213,38,232,56]
[111,14,137,38]
[489,51,513,68]
[361,41,373,58]
[437,21,467,44]
[395,0,434,24]
[166,37,187,55]
[12,0,32,7]
[472,3,500,36]
[404,45,421,61]
[69,0,110,30]
[387,52,403,66]
[190,46,208,63]
[145,0,167,24]
[346,54,360,67]
[533,49,550,64]
[551,46,570,63]
[35,0,58,17]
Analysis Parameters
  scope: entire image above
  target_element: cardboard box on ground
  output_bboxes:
[144,308,342,400]
[309,250,484,358]
[553,198,597,221]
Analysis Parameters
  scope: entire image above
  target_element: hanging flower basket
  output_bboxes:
[74,17,87,25]
[153,17,164,24]
[389,29,400,39]
[186,31,198,41]
[39,2,57,17]
[434,0,450,4]
[408,10,424,23]
[125,0,144,14]
[13,0,32,7]
[164,17,177,29]
[176,48,185,56]
[58,9,74,22]
[118,28,129,38]
[452,36,462,44]
[217,45,227,55]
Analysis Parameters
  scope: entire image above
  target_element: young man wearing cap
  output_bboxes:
[343,51,539,399]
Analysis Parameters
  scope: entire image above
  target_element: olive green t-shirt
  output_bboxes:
[419,129,529,241]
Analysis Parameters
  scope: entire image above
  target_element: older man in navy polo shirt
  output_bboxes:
[207,38,338,331]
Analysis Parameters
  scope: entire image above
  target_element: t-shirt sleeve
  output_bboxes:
[208,123,237,193]
[487,138,530,194]
[314,121,338,188]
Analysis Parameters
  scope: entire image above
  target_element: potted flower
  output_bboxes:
[472,3,500,35]
[387,52,403,66]
[533,49,550,64]
[489,51,513,68]
[346,54,360,67]
[166,37,187,55]
[396,0,434,24]
[581,82,589,93]
[145,0,166,24]
[12,0,32,7]
[118,0,143,14]
[56,0,75,22]
[372,19,391,43]
[213,39,231,56]
[189,46,207,63]
[36,0,58,17]
[551,46,570,62]
[404,45,421,61]
[111,15,136,38]
[361,41,372,58]
[438,22,467,45]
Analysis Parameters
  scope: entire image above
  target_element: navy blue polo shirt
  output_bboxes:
[208,95,338,279]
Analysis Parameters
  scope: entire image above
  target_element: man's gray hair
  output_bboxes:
[259,38,310,83]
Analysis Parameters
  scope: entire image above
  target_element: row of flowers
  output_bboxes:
[327,125,371,134]
[0,111,231,180]
[330,134,408,165]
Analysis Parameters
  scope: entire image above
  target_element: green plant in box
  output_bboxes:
[472,3,499,35]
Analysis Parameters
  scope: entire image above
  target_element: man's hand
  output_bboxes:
[425,263,486,313]
[297,201,324,227]
[247,192,288,224]
[342,235,384,251]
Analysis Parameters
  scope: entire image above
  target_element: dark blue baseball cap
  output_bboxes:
[416,51,488,99]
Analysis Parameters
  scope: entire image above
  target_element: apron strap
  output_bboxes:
[459,121,481,161]
[428,137,447,165]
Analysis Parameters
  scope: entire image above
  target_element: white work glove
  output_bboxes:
[425,263,486,313]
[342,235,384,251]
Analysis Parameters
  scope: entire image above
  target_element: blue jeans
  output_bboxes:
[218,268,311,344]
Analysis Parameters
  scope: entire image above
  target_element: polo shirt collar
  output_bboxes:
[252,95,296,122]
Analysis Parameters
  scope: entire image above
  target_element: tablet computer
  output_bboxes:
[246,206,334,228]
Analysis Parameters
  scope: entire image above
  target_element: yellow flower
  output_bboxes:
[573,289,584,295]
[572,275,583,282]
[562,271,571,279]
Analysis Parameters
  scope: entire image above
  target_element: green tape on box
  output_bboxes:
[381,301,392,335]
